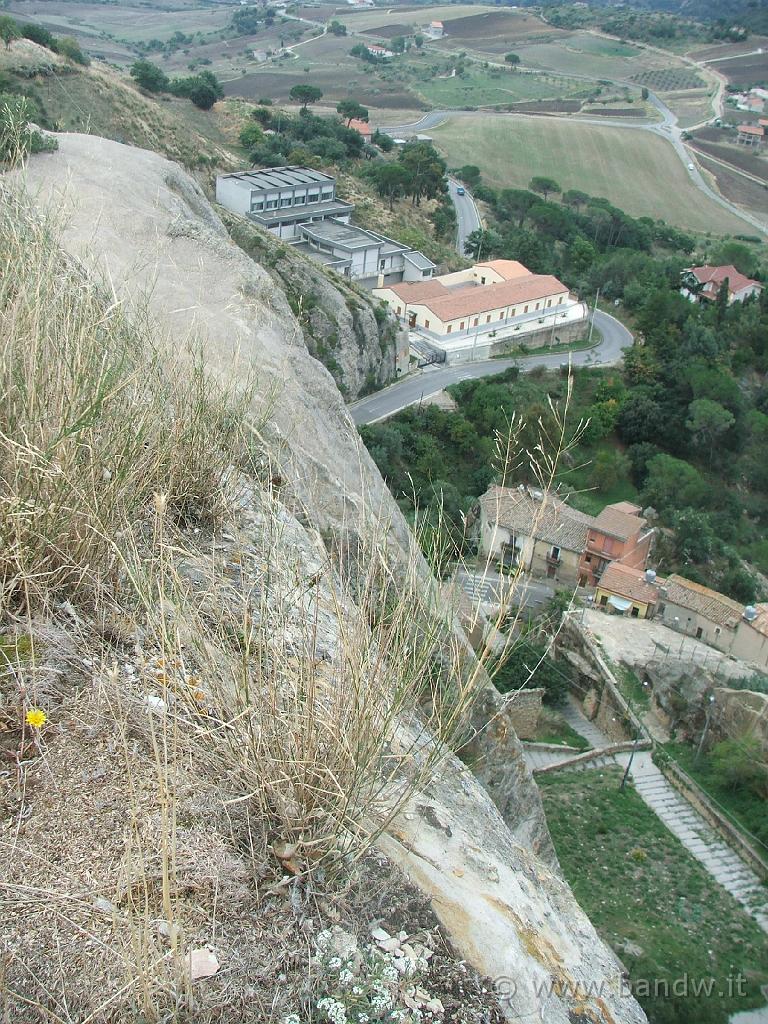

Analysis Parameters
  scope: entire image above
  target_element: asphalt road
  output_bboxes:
[447,177,481,256]
[350,308,631,425]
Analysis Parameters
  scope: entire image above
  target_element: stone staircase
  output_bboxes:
[524,699,768,933]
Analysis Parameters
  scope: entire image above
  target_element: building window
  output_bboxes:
[486,315,491,323]
[321,189,333,200]
[600,595,608,606]
[447,325,452,334]
[425,320,430,328]
[308,191,320,203]
[547,299,552,307]
[535,302,540,310]
[696,627,703,639]
[524,305,529,313]
[511,308,516,317]
[631,607,640,618]
[473,317,479,327]
[266,199,278,210]
[379,259,386,270]
[251,200,264,211]
[396,306,402,314]
[481,276,486,284]
[715,626,721,635]
[280,197,292,207]
[295,195,306,206]
[460,321,465,330]
[499,312,503,320]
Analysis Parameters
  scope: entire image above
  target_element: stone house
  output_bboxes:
[657,575,743,650]
[579,502,653,587]
[478,485,593,586]
[594,561,659,618]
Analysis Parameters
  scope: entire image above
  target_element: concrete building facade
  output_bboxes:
[374,259,579,342]
[215,166,354,240]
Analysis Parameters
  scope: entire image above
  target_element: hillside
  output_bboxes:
[0,131,650,1024]
[0,39,235,169]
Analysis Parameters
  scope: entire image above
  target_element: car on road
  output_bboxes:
[687,163,695,171]
[456,186,465,195]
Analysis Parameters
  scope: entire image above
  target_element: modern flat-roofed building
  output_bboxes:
[215,166,354,240]
[292,219,435,287]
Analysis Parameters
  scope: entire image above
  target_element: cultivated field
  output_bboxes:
[696,154,768,220]
[5,0,230,45]
[429,114,753,236]
[707,51,768,89]
[415,67,585,108]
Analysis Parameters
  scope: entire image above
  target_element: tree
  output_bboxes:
[189,81,216,109]
[371,163,410,210]
[289,84,323,110]
[328,19,347,36]
[239,123,264,150]
[590,449,630,492]
[391,35,407,53]
[414,33,424,48]
[720,566,757,604]
[0,16,19,50]
[372,129,393,152]
[642,454,708,514]
[710,737,767,798]
[711,240,757,277]
[336,99,368,126]
[490,639,571,706]
[504,52,520,66]
[55,35,88,64]
[456,164,481,187]
[562,189,589,210]
[686,398,735,466]
[672,509,716,563]
[398,140,446,205]
[130,59,169,93]
[529,176,561,201]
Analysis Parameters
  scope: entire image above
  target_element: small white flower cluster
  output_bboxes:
[306,923,444,1024]
[318,997,349,1024]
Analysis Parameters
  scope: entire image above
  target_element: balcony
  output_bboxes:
[546,553,562,567]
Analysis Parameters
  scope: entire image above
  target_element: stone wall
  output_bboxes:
[711,686,768,754]
[505,687,544,740]
[489,317,589,358]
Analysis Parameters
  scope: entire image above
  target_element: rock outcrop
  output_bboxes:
[222,210,400,399]
[19,133,647,1023]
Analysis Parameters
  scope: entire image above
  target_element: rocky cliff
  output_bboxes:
[222,211,400,399]
[14,133,647,1024]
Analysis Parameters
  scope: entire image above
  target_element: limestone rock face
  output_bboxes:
[21,134,646,1023]
[222,210,399,400]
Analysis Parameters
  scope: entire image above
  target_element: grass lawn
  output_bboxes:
[534,707,591,749]
[539,767,768,1024]
[510,36,678,80]
[663,741,768,849]
[429,114,754,236]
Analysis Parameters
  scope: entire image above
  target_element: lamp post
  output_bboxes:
[587,287,600,346]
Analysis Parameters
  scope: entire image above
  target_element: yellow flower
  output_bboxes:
[25,707,47,729]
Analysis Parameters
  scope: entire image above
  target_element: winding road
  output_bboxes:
[380,81,767,239]
[350,309,632,425]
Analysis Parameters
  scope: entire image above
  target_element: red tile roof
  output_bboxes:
[386,273,568,323]
[347,118,372,136]
[592,503,647,541]
[475,259,532,281]
[597,561,660,605]
[663,575,743,628]
[738,124,764,136]
[686,264,760,297]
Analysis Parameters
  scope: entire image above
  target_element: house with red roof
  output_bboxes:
[737,123,764,146]
[681,264,762,305]
[347,118,372,143]
[373,259,577,337]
